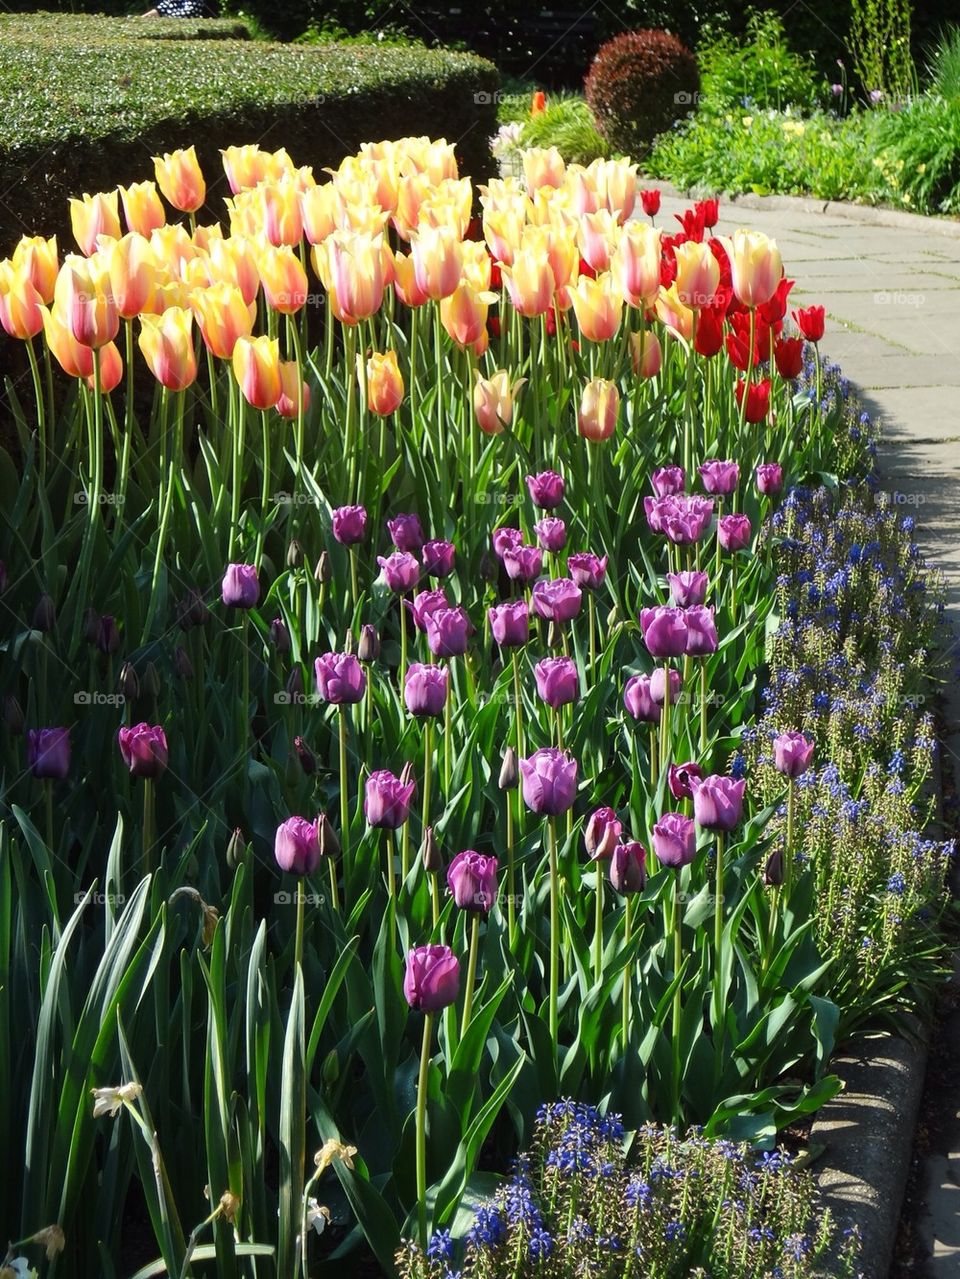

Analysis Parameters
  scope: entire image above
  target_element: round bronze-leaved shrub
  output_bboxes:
[585,28,699,159]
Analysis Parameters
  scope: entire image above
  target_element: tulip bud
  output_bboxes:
[270,617,291,655]
[286,539,303,568]
[358,624,380,663]
[764,847,784,888]
[82,607,100,645]
[226,827,246,869]
[499,746,519,790]
[314,552,331,585]
[114,661,139,702]
[32,593,56,633]
[322,1049,340,1087]
[293,734,316,775]
[3,694,24,735]
[174,645,194,681]
[318,811,341,860]
[480,551,498,584]
[286,666,305,702]
[96,614,120,655]
[141,661,161,700]
[421,825,443,874]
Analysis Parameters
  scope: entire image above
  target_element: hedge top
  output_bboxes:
[0,12,497,154]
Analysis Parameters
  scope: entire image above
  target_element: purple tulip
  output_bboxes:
[584,807,622,861]
[697,460,739,496]
[651,812,697,868]
[96,615,120,655]
[274,815,321,875]
[408,589,448,632]
[332,504,368,545]
[534,656,579,709]
[492,527,523,559]
[667,571,707,608]
[378,552,420,593]
[447,849,499,913]
[684,605,718,656]
[567,553,608,591]
[609,841,647,893]
[668,761,704,801]
[690,774,746,832]
[526,470,565,509]
[773,731,815,778]
[532,577,582,623]
[502,544,543,583]
[718,514,752,553]
[535,517,567,552]
[489,600,529,648]
[117,722,168,779]
[364,768,416,828]
[270,617,291,655]
[645,495,714,544]
[314,652,366,704]
[640,606,688,658]
[403,944,461,1011]
[404,663,448,717]
[425,606,471,658]
[651,464,685,497]
[421,539,456,578]
[756,463,784,495]
[519,747,578,816]
[650,666,682,706]
[387,513,425,552]
[623,674,659,723]
[26,727,70,780]
[222,563,260,609]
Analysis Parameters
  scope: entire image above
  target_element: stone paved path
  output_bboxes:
[656,190,960,1276]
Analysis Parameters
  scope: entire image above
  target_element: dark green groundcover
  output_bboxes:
[0,12,498,252]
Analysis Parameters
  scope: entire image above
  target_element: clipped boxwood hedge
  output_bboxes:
[0,13,499,253]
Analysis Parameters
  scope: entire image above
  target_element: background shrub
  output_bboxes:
[584,28,699,157]
[696,10,822,112]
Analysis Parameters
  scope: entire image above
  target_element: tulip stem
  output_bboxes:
[588,593,596,679]
[443,684,452,795]
[593,869,603,986]
[289,317,305,511]
[294,880,305,971]
[256,409,270,568]
[700,661,708,754]
[142,778,155,876]
[344,326,358,504]
[659,662,671,775]
[422,719,432,840]
[547,816,559,1050]
[511,650,524,761]
[712,830,725,1065]
[461,913,480,1038]
[44,779,54,858]
[416,1011,434,1248]
[650,726,658,788]
[327,859,339,914]
[399,596,408,694]
[622,896,632,1051]
[785,777,795,899]
[506,787,516,942]
[338,706,350,872]
[349,547,359,612]
[25,338,46,482]
[672,870,683,1121]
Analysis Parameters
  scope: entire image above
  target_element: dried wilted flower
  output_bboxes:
[91,1082,142,1118]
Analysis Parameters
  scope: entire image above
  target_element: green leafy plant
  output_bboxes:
[696,10,822,113]
[848,0,917,100]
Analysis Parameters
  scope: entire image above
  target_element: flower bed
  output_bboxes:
[0,138,950,1277]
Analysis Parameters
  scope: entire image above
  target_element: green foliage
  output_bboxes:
[926,24,960,98]
[849,0,916,99]
[520,95,611,166]
[870,95,960,213]
[0,12,498,252]
[585,28,700,158]
[696,10,823,113]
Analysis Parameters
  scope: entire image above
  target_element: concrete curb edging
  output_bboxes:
[811,1030,928,1276]
[650,179,960,240]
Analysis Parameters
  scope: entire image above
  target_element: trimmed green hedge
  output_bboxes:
[0,13,499,253]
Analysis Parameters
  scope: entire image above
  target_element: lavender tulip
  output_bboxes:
[651,464,685,497]
[387,513,425,552]
[623,673,659,723]
[567,553,608,590]
[404,663,448,717]
[651,812,697,868]
[447,850,499,913]
[378,551,420,593]
[697,460,739,496]
[492,526,523,559]
[314,652,366,704]
[650,666,682,706]
[718,514,752,553]
[667,571,708,608]
[26,727,70,780]
[532,577,582,623]
[773,731,815,778]
[640,606,688,658]
[756,463,784,495]
[526,470,565,509]
[690,774,746,832]
[502,544,543,583]
[331,504,368,545]
[275,816,321,875]
[489,600,529,647]
[365,769,416,829]
[584,807,622,861]
[519,747,578,816]
[408,589,448,632]
[403,944,461,1011]
[421,539,456,578]
[668,761,704,801]
[684,605,718,656]
[534,656,579,709]
[221,563,260,609]
[118,723,168,779]
[425,606,471,658]
[609,841,647,893]
[270,616,291,655]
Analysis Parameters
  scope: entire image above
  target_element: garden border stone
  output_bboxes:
[650,180,960,241]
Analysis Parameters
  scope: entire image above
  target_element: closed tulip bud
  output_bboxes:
[650,666,682,706]
[119,661,140,702]
[629,328,662,378]
[525,469,564,509]
[774,335,804,380]
[177,587,211,630]
[174,645,194,681]
[274,815,320,875]
[404,662,448,717]
[118,722,168,779]
[222,563,260,609]
[82,606,100,645]
[578,377,619,442]
[377,551,420,594]
[3,694,24,735]
[421,540,456,579]
[141,661,162,699]
[403,943,461,1012]
[756,463,784,496]
[119,180,166,237]
[499,746,519,790]
[623,673,659,723]
[318,811,340,859]
[421,825,443,873]
[610,841,647,893]
[473,369,525,436]
[447,849,499,913]
[668,761,704,801]
[719,230,783,308]
[358,624,380,663]
[735,376,771,424]
[387,513,425,553]
[315,652,366,704]
[534,656,579,709]
[233,335,282,410]
[365,769,416,829]
[718,514,752,553]
[139,308,197,391]
[684,606,718,656]
[584,806,622,860]
[364,350,404,416]
[69,190,121,256]
[519,747,578,816]
[640,189,661,216]
[286,665,305,701]
[154,146,206,214]
[640,606,688,658]
[502,544,542,584]
[270,617,291,655]
[792,304,825,342]
[488,600,529,648]
[27,727,71,779]
[96,614,120,655]
[764,847,784,887]
[314,551,331,585]
[668,571,708,608]
[651,811,697,868]
[32,593,56,633]
[773,731,815,778]
[425,607,471,658]
[225,827,246,869]
[690,774,746,832]
[294,735,317,776]
[331,504,368,546]
[275,361,310,421]
[532,578,582,623]
[286,539,303,568]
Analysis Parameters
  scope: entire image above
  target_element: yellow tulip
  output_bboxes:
[119,181,167,237]
[12,235,58,304]
[440,283,497,348]
[0,259,44,340]
[105,233,158,319]
[276,361,311,420]
[85,338,123,394]
[42,306,95,378]
[673,240,720,309]
[391,251,430,308]
[221,144,272,194]
[473,370,525,435]
[482,208,525,267]
[259,176,304,247]
[460,240,493,293]
[138,307,197,390]
[300,183,337,245]
[630,329,662,378]
[718,230,783,308]
[318,231,385,321]
[613,222,662,308]
[232,334,282,409]
[569,273,622,343]
[190,282,255,359]
[69,191,120,256]
[208,236,260,306]
[500,249,555,318]
[153,145,206,214]
[655,284,695,342]
[256,241,308,315]
[150,224,198,277]
[589,157,639,224]
[53,254,118,349]
[364,350,404,416]
[411,224,463,301]
[522,146,566,194]
[577,210,619,273]
[577,377,619,441]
